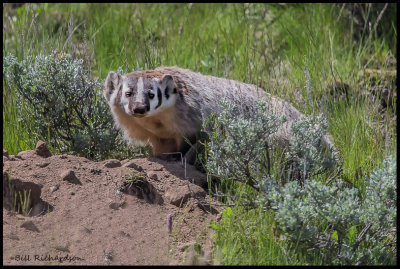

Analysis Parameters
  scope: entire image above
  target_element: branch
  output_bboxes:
[352,222,373,253]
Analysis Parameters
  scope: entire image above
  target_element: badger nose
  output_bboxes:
[133,105,147,114]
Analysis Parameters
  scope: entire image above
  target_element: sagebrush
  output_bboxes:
[3,51,125,159]
[205,98,396,265]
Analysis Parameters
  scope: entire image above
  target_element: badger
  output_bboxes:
[104,66,333,164]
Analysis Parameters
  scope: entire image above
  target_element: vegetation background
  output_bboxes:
[3,3,397,265]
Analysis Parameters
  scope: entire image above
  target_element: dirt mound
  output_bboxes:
[3,142,221,265]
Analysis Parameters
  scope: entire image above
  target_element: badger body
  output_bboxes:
[104,66,314,162]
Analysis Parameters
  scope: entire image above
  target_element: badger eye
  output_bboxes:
[125,92,132,97]
[148,92,155,99]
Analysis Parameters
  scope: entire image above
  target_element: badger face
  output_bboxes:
[104,72,177,118]
[120,77,155,117]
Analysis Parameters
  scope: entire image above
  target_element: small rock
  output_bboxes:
[124,161,143,171]
[3,156,8,164]
[147,171,158,181]
[109,202,121,210]
[17,150,36,160]
[3,149,8,158]
[164,184,206,207]
[60,170,81,185]
[104,159,121,168]
[20,220,40,232]
[70,191,75,195]
[50,184,60,193]
[35,140,52,158]
[8,155,16,161]
[37,162,50,168]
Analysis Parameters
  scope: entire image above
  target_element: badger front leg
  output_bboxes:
[150,137,179,159]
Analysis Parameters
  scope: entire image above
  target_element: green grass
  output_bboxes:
[15,190,33,216]
[211,206,318,265]
[2,3,396,265]
[3,81,32,154]
[327,97,393,190]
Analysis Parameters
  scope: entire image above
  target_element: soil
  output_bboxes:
[3,141,222,265]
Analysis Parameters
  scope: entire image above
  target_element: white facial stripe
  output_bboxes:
[136,77,144,103]
[121,83,131,114]
[149,81,159,113]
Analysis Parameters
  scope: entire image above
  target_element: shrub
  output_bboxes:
[203,99,286,188]
[202,98,337,188]
[258,155,396,265]
[287,114,339,182]
[204,98,395,265]
[3,51,121,159]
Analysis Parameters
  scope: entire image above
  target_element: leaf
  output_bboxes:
[225,207,232,216]
[209,221,219,230]
[347,225,357,241]
[331,230,338,241]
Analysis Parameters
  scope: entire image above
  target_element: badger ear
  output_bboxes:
[104,71,122,102]
[161,74,176,96]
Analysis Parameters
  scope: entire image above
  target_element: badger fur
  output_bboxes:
[104,66,333,164]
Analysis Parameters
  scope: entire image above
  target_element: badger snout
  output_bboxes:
[130,101,149,117]
[133,105,147,114]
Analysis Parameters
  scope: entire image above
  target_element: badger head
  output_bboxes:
[104,72,178,117]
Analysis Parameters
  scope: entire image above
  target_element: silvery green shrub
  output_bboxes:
[203,98,337,187]
[258,155,396,265]
[287,114,339,182]
[203,99,286,188]
[203,98,395,265]
[3,51,120,159]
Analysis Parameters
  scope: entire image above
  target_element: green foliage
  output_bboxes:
[203,97,338,186]
[203,99,286,188]
[14,190,33,216]
[258,155,396,265]
[210,206,309,265]
[205,97,395,265]
[3,51,120,159]
[287,114,339,181]
[125,173,145,184]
